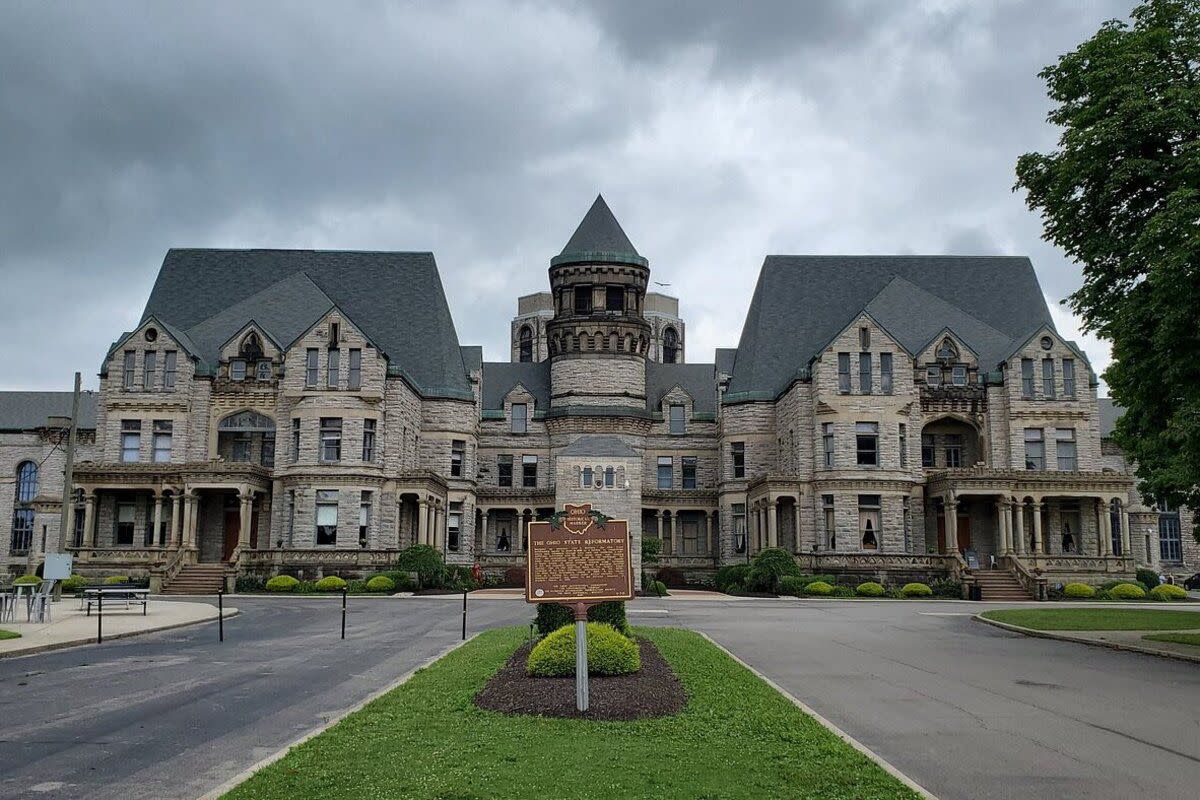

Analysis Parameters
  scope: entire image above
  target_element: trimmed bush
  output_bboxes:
[803,581,834,596]
[1109,582,1147,600]
[368,570,415,592]
[856,581,885,597]
[651,580,669,597]
[745,547,801,592]
[265,575,300,592]
[395,545,445,589]
[831,585,856,598]
[526,622,640,677]
[365,575,396,593]
[535,600,630,637]
[1062,582,1096,599]
[1136,568,1161,590]
[714,564,752,594]
[1149,583,1188,602]
[103,575,131,585]
[61,574,87,592]
[1101,579,1149,593]
[900,582,933,598]
[13,574,40,585]
[777,576,806,596]
[314,575,348,592]
[930,579,964,599]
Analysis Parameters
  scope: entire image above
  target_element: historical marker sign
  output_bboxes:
[526,503,633,604]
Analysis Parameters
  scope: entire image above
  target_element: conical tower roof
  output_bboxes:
[553,195,647,267]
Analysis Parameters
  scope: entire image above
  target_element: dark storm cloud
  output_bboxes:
[0,1,1134,390]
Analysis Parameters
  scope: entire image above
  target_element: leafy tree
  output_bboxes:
[1015,0,1200,538]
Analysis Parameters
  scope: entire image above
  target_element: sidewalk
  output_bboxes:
[0,598,236,658]
[974,614,1200,664]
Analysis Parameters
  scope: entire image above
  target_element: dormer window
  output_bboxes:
[240,332,263,361]
[669,404,686,435]
[229,359,247,381]
[859,327,870,349]
[936,337,959,362]
[330,322,340,345]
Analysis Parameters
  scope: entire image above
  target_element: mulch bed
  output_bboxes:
[474,638,687,721]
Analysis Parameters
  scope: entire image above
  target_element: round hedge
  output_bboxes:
[13,574,40,585]
[526,622,640,677]
[61,574,87,592]
[104,575,131,585]
[314,575,348,592]
[365,575,396,593]
[265,575,300,592]
[900,582,933,597]
[803,580,834,596]
[651,580,669,597]
[1062,582,1096,599]
[856,581,885,597]
[1109,582,1147,600]
[1149,583,1188,601]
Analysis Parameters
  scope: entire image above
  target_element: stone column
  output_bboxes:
[481,508,491,554]
[433,504,444,552]
[238,490,252,550]
[65,501,76,548]
[1120,505,1131,558]
[1099,499,1112,557]
[705,511,714,555]
[417,499,429,546]
[945,495,959,554]
[1013,501,1025,556]
[152,492,164,548]
[171,493,183,547]
[670,512,681,556]
[655,510,664,553]
[793,499,802,554]
[186,492,200,549]
[1031,501,1043,554]
[83,491,97,548]
[767,500,779,549]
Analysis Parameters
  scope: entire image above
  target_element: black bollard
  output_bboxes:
[341,588,347,640]
[97,593,103,644]
[461,589,467,641]
[218,589,224,642]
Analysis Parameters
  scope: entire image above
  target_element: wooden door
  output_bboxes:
[223,510,240,561]
[937,515,947,554]
[957,516,971,553]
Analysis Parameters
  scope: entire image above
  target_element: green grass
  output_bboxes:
[983,608,1200,631]
[222,627,918,800]
[0,629,19,641]
[1143,632,1200,647]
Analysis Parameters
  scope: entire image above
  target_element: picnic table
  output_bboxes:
[80,587,150,616]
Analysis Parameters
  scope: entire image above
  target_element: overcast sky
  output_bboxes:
[0,0,1132,393]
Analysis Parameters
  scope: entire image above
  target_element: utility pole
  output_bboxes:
[56,372,82,558]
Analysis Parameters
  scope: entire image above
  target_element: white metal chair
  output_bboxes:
[25,580,54,624]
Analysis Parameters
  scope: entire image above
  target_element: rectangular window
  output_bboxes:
[320,417,342,462]
[574,286,592,314]
[306,348,319,387]
[123,350,136,389]
[859,494,881,550]
[859,352,872,394]
[115,501,135,545]
[231,432,252,463]
[657,456,673,489]
[316,490,338,546]
[261,432,275,468]
[855,422,879,467]
[327,349,340,388]
[682,456,697,489]
[362,419,376,462]
[229,359,246,381]
[152,420,172,463]
[1055,428,1077,471]
[329,322,340,344]
[348,349,362,389]
[859,326,871,349]
[143,351,157,390]
[447,502,462,551]
[291,418,301,462]
[1024,428,1045,470]
[359,491,372,545]
[822,495,835,550]
[1021,358,1034,398]
[669,404,686,435]
[497,455,513,487]
[899,423,908,468]
[926,365,941,387]
[732,503,747,553]
[1158,501,1182,562]
[822,423,834,468]
[921,433,935,468]
[1042,358,1055,399]
[951,365,967,386]
[837,352,851,394]
[511,403,527,434]
[120,419,141,462]
[522,455,538,488]
[605,285,624,312]
[450,439,465,477]
[731,442,745,479]
[163,350,177,390]
[945,434,963,468]
[256,360,272,381]
[1062,358,1076,398]
[604,466,615,488]
[880,352,893,395]
[582,466,594,488]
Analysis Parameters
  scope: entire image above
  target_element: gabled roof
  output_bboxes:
[0,391,98,431]
[1098,397,1122,438]
[139,249,472,399]
[645,362,718,415]
[560,195,640,257]
[481,361,551,410]
[726,256,1054,401]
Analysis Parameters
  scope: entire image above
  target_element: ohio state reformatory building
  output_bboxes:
[2,195,1196,594]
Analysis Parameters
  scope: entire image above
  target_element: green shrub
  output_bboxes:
[900,582,933,597]
[804,581,834,596]
[777,576,806,596]
[13,574,40,585]
[714,563,752,594]
[1109,582,1147,600]
[651,580,668,597]
[365,575,396,593]
[534,601,630,637]
[61,574,87,592]
[1101,579,1149,593]
[856,581,885,597]
[831,584,856,598]
[314,575,348,592]
[526,622,640,677]
[1149,583,1187,601]
[745,547,801,592]
[395,544,445,589]
[1062,582,1096,599]
[103,575,131,585]
[265,575,300,592]
[930,579,963,599]
[443,564,479,592]
[367,570,415,592]
[1136,568,1161,590]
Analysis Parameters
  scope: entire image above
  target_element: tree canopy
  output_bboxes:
[1015,0,1200,535]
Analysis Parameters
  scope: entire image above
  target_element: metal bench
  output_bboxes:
[82,588,150,616]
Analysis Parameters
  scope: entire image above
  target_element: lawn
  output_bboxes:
[982,608,1200,631]
[1143,632,1200,648]
[222,627,919,800]
[0,629,19,641]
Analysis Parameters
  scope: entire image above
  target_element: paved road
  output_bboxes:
[0,596,529,800]
[639,598,1200,800]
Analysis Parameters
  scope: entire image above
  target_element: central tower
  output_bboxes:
[546,195,651,411]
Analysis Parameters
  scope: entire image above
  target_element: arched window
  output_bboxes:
[10,461,37,553]
[663,327,679,364]
[240,331,263,360]
[936,337,959,362]
[518,326,533,362]
[15,461,38,503]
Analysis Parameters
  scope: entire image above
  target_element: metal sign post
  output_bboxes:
[461,589,467,641]
[218,589,224,642]
[573,601,592,712]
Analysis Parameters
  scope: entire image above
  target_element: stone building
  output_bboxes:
[1,194,1195,594]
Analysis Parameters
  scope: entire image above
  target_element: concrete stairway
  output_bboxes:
[973,570,1031,601]
[162,564,226,595]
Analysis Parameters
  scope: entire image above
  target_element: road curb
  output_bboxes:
[695,631,938,800]
[0,608,241,660]
[200,633,479,800]
[973,614,1200,664]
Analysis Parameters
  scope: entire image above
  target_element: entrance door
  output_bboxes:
[936,514,972,553]
[223,510,240,561]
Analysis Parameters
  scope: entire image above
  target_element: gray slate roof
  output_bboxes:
[560,195,640,256]
[559,434,639,458]
[715,348,738,376]
[1098,398,1122,438]
[645,363,718,415]
[481,362,551,410]
[0,391,98,431]
[727,256,1055,400]
[136,249,472,399]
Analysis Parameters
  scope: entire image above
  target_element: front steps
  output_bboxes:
[162,564,227,595]
[973,569,1031,601]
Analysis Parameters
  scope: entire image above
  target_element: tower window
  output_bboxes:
[518,326,533,362]
[663,327,678,364]
[606,286,625,312]
[574,286,592,314]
